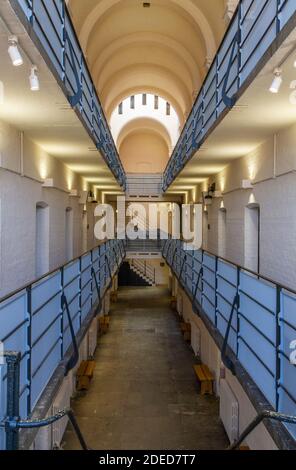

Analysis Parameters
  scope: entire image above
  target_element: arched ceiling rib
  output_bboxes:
[117,117,172,152]
[101,64,191,119]
[68,0,226,118]
[67,0,227,179]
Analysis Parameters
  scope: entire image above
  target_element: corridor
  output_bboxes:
[63,287,228,450]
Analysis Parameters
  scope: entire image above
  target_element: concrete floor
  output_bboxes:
[63,286,228,450]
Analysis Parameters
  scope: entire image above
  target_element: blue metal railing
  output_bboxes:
[0,238,125,450]
[163,239,296,443]
[12,0,126,189]
[163,0,296,191]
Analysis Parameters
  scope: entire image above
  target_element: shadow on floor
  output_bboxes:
[63,286,229,450]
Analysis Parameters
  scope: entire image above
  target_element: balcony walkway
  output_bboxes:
[63,287,228,450]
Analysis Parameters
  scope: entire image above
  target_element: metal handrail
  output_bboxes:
[228,411,296,450]
[11,0,126,188]
[162,238,296,448]
[163,0,296,190]
[1,352,89,450]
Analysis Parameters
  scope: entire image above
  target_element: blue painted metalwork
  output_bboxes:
[2,352,88,450]
[163,239,296,440]
[0,239,125,450]
[163,0,296,191]
[12,0,126,190]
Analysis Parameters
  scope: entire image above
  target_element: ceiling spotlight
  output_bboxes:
[29,65,40,91]
[8,35,23,67]
[269,68,282,94]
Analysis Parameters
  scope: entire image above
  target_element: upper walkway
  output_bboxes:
[11,1,296,193]
[162,0,296,190]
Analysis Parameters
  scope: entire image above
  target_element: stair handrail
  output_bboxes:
[192,266,203,315]
[61,293,79,376]
[228,410,296,450]
[1,352,89,450]
[221,293,239,375]
[91,267,103,314]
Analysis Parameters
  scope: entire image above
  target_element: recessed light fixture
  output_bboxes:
[269,68,282,94]
[8,35,23,66]
[143,2,151,7]
[29,65,40,91]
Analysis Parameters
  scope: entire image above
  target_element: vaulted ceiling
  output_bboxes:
[67,0,228,125]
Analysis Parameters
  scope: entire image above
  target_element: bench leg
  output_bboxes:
[201,381,213,396]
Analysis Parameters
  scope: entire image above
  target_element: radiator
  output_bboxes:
[52,376,71,448]
[219,379,239,443]
[191,323,201,356]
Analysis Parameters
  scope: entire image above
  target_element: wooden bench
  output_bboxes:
[193,364,214,395]
[110,292,118,303]
[77,360,96,391]
[170,296,177,310]
[99,315,110,334]
[180,322,191,342]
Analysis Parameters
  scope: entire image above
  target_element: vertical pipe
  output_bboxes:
[60,267,64,359]
[275,285,281,411]
[26,287,32,416]
[236,266,240,358]
[5,352,21,450]
[20,131,24,177]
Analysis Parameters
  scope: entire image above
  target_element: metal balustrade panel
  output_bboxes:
[163,0,296,191]
[216,259,238,353]
[0,240,125,448]
[201,253,216,324]
[238,272,277,407]
[279,291,296,438]
[14,0,126,188]
[31,0,64,81]
[0,291,28,419]
[80,253,92,321]
[279,0,296,29]
[17,0,31,19]
[31,272,62,411]
[0,361,6,449]
[163,241,296,442]
[192,250,203,305]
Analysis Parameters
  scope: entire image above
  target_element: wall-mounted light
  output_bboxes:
[8,35,23,66]
[247,193,259,209]
[219,201,226,212]
[29,65,40,91]
[69,189,78,197]
[269,68,282,94]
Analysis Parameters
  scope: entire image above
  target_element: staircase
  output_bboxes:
[126,173,163,198]
[130,259,156,286]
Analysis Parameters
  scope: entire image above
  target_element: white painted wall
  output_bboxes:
[195,123,296,289]
[0,120,97,297]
